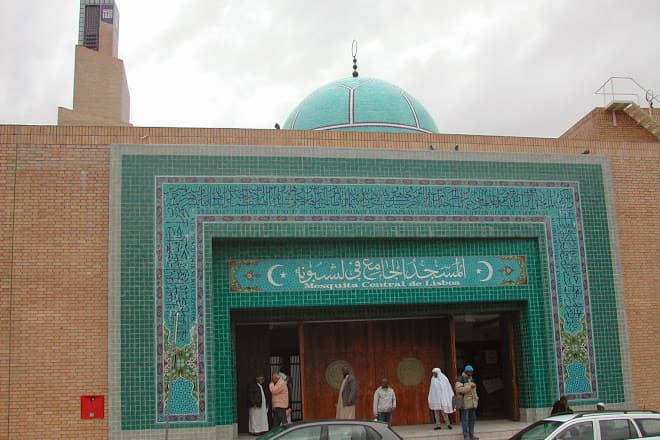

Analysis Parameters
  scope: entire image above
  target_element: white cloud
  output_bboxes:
[0,0,658,137]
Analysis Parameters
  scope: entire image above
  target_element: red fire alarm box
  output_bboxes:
[81,395,104,419]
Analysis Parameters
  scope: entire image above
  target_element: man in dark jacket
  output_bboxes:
[455,365,479,440]
[550,396,573,416]
[248,375,270,434]
[336,366,358,419]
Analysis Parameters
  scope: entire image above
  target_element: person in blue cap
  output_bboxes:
[455,365,479,440]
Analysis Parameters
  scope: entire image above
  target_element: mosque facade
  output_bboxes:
[1,2,659,440]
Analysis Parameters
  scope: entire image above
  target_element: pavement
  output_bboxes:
[392,420,530,440]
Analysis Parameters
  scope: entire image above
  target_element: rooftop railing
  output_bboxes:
[595,77,659,108]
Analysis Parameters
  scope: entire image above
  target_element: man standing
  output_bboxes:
[269,372,289,429]
[455,365,479,440]
[279,370,293,423]
[247,375,269,435]
[551,396,573,415]
[336,366,358,419]
[373,378,396,426]
[428,367,454,430]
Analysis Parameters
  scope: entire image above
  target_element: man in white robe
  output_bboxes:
[248,375,269,434]
[428,367,455,430]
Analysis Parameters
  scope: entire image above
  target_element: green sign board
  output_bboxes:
[229,256,527,293]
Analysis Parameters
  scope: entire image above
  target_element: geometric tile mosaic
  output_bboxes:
[112,147,624,432]
[156,177,593,422]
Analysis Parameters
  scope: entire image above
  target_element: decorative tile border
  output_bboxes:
[155,176,596,422]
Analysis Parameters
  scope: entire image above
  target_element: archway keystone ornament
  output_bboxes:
[397,357,425,387]
[325,360,353,390]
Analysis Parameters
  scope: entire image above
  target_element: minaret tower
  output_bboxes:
[58,0,130,126]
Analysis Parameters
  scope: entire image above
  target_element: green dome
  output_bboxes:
[283,77,438,134]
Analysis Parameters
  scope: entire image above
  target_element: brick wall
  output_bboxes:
[57,46,130,126]
[0,142,16,440]
[561,107,659,142]
[0,124,658,439]
[0,132,110,439]
[98,21,117,58]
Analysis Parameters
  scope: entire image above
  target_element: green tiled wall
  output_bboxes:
[117,150,622,431]
[212,235,546,422]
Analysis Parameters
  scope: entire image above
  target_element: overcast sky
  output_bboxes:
[1,0,658,137]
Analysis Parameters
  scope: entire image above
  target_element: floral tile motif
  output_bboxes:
[154,176,595,422]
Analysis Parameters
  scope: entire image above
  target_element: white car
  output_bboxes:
[509,411,660,440]
[258,420,403,440]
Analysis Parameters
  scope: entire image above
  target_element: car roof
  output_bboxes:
[510,411,660,440]
[544,414,580,422]
[544,411,659,423]
[258,420,395,440]
[286,419,389,426]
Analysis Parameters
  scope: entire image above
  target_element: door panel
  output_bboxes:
[302,318,449,425]
[371,319,446,425]
[302,321,371,420]
[235,325,270,433]
[502,313,520,421]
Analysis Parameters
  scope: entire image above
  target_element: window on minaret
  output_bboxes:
[83,5,100,51]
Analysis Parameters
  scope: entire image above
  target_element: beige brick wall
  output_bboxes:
[0,132,110,440]
[57,107,131,127]
[561,107,659,142]
[0,142,16,440]
[98,21,117,58]
[58,46,130,126]
[608,149,660,410]
[0,124,658,439]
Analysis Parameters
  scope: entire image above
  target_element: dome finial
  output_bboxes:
[351,40,359,78]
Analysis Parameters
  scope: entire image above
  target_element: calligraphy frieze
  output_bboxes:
[229,256,527,293]
[155,176,596,422]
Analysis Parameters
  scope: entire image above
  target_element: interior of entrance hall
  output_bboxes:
[234,312,519,432]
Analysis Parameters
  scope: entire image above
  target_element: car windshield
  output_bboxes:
[510,420,564,440]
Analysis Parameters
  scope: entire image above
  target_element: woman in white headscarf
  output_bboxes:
[428,367,455,430]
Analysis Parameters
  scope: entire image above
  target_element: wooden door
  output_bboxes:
[447,316,460,425]
[235,324,270,433]
[371,319,447,425]
[302,318,449,425]
[301,321,371,420]
[502,313,520,421]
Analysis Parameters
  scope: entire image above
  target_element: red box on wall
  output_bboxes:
[81,395,104,419]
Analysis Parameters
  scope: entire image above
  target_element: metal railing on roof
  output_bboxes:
[595,77,659,108]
